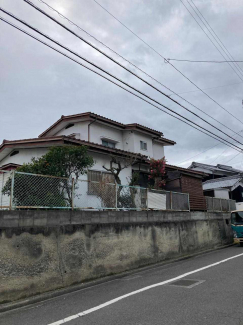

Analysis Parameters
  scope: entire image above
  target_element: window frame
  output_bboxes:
[101,139,116,149]
[87,170,115,195]
[140,141,147,151]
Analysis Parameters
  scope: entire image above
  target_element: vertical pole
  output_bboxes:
[212,197,214,211]
[10,171,15,210]
[188,194,190,212]
[71,178,75,211]
[115,183,118,210]
[220,199,222,212]
[170,191,172,210]
[147,188,149,211]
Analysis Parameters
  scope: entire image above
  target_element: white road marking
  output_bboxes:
[48,252,243,325]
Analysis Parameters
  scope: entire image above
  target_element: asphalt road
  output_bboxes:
[1,246,243,325]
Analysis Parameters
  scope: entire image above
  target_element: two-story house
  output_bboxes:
[0,112,176,184]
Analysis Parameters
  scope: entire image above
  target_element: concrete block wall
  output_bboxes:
[0,210,233,304]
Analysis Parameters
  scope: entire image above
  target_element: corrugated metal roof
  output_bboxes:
[203,175,242,190]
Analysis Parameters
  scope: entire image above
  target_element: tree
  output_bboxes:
[2,145,94,207]
[148,157,166,189]
[102,155,140,185]
[102,155,141,209]
[17,145,94,179]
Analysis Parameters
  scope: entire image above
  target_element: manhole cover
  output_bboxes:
[169,279,205,288]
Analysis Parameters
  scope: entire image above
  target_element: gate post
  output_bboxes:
[115,183,118,210]
[10,171,15,210]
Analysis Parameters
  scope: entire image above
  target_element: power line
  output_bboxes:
[182,0,243,81]
[178,129,243,165]
[18,2,243,144]
[224,152,241,164]
[167,59,243,63]
[177,143,219,165]
[168,81,243,96]
[209,131,243,164]
[26,0,243,140]
[2,9,243,151]
[1,16,243,155]
[209,147,233,165]
[89,0,243,126]
[189,0,243,76]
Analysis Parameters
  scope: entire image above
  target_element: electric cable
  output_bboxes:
[1,15,243,155]
[90,0,243,124]
[16,2,243,143]
[2,7,243,149]
[167,59,243,63]
[168,81,242,96]
[190,0,243,75]
[181,0,243,81]
[28,0,243,139]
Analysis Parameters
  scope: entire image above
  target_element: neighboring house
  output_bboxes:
[0,112,175,184]
[164,166,207,211]
[188,162,243,182]
[188,161,243,203]
[203,175,243,202]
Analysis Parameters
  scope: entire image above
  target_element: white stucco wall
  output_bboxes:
[54,121,89,140]
[0,148,48,167]
[152,142,165,159]
[214,189,230,199]
[53,121,166,159]
[122,131,135,152]
[89,123,123,149]
[133,132,153,157]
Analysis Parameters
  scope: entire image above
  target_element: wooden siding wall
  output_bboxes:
[165,178,181,193]
[181,175,206,211]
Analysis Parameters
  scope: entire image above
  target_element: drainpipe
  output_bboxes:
[88,118,97,142]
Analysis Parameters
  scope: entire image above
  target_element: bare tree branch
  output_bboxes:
[103,154,142,185]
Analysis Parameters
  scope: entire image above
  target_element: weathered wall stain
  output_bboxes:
[0,210,233,304]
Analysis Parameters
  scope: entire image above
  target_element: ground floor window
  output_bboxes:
[87,170,115,194]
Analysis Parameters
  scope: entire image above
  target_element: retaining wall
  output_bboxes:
[0,210,233,304]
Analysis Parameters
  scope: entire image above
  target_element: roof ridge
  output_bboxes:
[38,112,171,138]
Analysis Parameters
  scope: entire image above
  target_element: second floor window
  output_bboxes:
[140,141,147,150]
[102,140,116,148]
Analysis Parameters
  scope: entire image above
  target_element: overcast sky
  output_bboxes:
[0,0,243,168]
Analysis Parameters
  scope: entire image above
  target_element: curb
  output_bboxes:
[0,243,234,314]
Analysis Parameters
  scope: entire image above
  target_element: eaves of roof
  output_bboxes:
[0,136,148,160]
[154,137,176,145]
[203,174,243,185]
[189,161,243,174]
[166,164,208,178]
[38,112,172,140]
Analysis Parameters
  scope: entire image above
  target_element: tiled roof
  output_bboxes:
[203,174,243,190]
[125,123,163,136]
[38,112,175,144]
[166,163,207,177]
[0,136,148,160]
[189,161,243,174]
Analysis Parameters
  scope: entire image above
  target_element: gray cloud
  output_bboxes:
[0,0,243,168]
